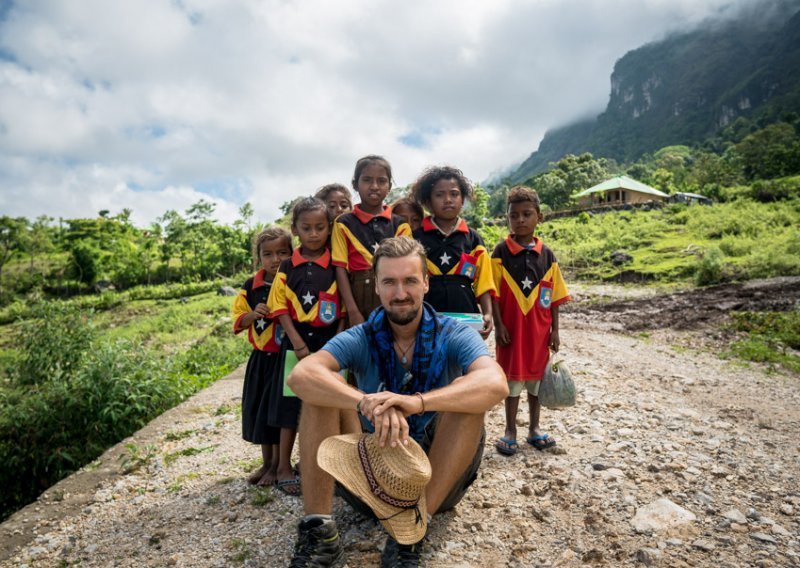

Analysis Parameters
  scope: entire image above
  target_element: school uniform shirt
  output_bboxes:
[231,269,283,352]
[491,236,571,381]
[267,249,343,327]
[413,217,496,308]
[331,205,412,272]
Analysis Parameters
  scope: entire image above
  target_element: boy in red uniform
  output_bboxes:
[491,186,570,456]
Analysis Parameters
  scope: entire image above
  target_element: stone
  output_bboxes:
[771,524,790,537]
[217,286,237,296]
[602,468,627,481]
[779,504,793,516]
[723,509,747,524]
[632,499,697,533]
[751,532,777,544]
[692,539,715,552]
[610,250,633,265]
[635,547,662,566]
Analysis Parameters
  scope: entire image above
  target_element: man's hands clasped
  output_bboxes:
[357,391,425,448]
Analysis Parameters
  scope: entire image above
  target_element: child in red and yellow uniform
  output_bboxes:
[492,186,570,456]
[232,227,292,486]
[411,165,495,338]
[332,155,411,326]
[267,197,345,494]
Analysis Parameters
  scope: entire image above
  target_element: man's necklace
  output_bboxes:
[394,339,415,365]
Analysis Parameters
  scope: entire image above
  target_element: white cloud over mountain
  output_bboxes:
[0,0,755,226]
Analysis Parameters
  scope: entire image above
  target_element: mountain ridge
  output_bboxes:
[508,1,800,183]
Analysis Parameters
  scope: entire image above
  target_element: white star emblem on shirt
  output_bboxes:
[439,252,451,266]
[521,276,533,290]
[372,243,379,252]
[256,318,267,330]
[301,291,314,305]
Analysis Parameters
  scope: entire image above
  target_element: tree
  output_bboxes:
[526,153,612,209]
[487,185,510,218]
[26,216,55,277]
[0,216,27,297]
[237,202,254,232]
[735,122,800,180]
[463,185,489,228]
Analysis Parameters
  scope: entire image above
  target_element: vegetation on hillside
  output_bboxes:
[489,118,800,216]
[0,200,258,307]
[524,198,800,285]
[0,292,250,521]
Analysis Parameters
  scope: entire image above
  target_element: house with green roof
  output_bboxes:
[572,176,668,207]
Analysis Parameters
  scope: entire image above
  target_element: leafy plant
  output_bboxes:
[694,246,725,286]
[119,443,158,474]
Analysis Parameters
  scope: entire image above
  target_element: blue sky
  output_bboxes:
[0,0,756,226]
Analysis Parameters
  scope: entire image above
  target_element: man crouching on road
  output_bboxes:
[286,236,508,567]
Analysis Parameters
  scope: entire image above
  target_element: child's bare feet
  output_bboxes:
[247,465,269,485]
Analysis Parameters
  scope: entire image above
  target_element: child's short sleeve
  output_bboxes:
[549,261,571,307]
[331,221,349,269]
[472,246,497,299]
[395,222,412,238]
[266,270,290,317]
[490,245,504,300]
[231,288,251,334]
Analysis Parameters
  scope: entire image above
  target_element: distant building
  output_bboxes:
[669,192,713,205]
[572,176,669,207]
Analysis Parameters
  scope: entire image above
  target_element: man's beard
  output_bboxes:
[385,302,420,325]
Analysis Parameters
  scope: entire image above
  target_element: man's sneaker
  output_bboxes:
[380,535,425,567]
[289,516,344,567]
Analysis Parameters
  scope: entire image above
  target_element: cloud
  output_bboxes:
[0,0,760,226]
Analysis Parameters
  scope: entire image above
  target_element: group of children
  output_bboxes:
[231,154,571,494]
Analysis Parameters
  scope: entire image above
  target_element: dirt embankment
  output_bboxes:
[2,280,799,567]
[568,276,800,331]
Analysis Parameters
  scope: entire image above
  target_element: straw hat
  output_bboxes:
[318,433,431,544]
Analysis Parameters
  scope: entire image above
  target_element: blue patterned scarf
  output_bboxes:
[364,302,455,395]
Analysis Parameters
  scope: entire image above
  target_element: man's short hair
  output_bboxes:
[372,237,427,275]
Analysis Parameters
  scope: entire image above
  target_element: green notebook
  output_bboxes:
[283,350,299,397]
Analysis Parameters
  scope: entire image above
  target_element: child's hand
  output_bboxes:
[294,344,311,360]
[480,313,494,339]
[495,324,511,346]
[348,310,365,326]
[252,303,269,318]
[549,330,560,353]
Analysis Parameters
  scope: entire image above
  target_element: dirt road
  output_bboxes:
[2,283,799,567]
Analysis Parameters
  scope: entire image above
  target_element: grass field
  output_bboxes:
[529,198,800,284]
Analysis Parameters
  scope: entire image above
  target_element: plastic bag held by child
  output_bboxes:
[538,354,576,409]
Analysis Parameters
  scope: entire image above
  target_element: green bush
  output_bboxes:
[14,303,96,386]
[694,246,725,286]
[0,304,250,521]
[726,310,800,373]
[751,176,800,202]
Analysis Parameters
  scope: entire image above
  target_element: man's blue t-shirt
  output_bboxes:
[322,320,489,442]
